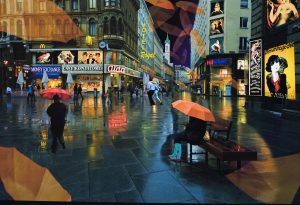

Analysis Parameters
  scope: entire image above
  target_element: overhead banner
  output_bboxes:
[249,39,262,96]
[264,43,296,100]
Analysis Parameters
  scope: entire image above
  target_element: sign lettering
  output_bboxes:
[249,39,262,96]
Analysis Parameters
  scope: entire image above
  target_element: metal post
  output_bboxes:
[102,49,105,99]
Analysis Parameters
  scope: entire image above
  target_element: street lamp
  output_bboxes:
[99,40,106,99]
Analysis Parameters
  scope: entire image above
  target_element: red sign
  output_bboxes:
[107,65,125,73]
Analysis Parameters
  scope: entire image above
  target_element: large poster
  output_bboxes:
[210,18,224,35]
[55,50,77,64]
[266,0,299,30]
[249,39,262,96]
[78,51,103,64]
[264,43,296,100]
[211,1,224,16]
[210,37,223,54]
[36,52,52,64]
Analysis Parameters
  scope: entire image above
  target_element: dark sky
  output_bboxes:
[146,0,199,68]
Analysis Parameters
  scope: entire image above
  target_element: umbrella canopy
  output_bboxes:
[0,146,71,201]
[16,71,24,91]
[0,0,83,43]
[66,72,73,84]
[172,100,215,122]
[40,88,71,101]
[41,71,49,88]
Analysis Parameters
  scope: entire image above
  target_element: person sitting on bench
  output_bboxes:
[168,116,207,162]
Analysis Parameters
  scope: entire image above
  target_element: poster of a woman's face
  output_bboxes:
[210,37,223,54]
[266,0,299,29]
[264,43,296,101]
[211,2,224,16]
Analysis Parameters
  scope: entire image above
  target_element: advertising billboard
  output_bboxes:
[266,0,299,30]
[36,52,52,64]
[54,50,77,64]
[264,43,296,100]
[211,1,224,17]
[249,39,262,96]
[210,37,223,54]
[210,18,224,36]
[78,51,103,64]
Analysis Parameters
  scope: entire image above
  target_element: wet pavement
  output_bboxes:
[0,92,300,203]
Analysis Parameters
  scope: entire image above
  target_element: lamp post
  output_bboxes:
[99,23,107,99]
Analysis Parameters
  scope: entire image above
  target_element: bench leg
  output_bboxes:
[237,161,241,169]
[205,151,208,165]
[189,143,192,164]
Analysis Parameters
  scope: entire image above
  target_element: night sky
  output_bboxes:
[146,0,199,68]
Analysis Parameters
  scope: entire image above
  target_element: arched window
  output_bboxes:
[16,20,23,37]
[118,18,123,36]
[111,0,116,7]
[55,0,64,8]
[56,19,62,34]
[72,0,79,10]
[103,17,109,35]
[110,17,117,35]
[73,18,80,34]
[89,18,96,36]
[64,20,70,35]
[39,20,46,37]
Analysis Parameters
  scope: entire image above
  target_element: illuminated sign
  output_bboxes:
[29,65,61,79]
[107,65,125,73]
[206,58,231,66]
[141,22,156,59]
[39,44,46,49]
[62,64,103,74]
[264,43,296,100]
[249,39,262,96]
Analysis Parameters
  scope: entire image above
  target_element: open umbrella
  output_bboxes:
[0,146,71,201]
[41,71,49,89]
[40,88,71,101]
[172,100,215,122]
[66,72,73,92]
[16,71,24,93]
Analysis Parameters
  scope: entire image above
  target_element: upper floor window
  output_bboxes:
[16,20,22,36]
[16,0,23,12]
[89,18,96,36]
[240,17,248,28]
[39,0,46,11]
[105,0,109,7]
[73,18,80,34]
[118,18,123,36]
[65,20,71,34]
[72,0,79,10]
[110,17,117,35]
[103,17,109,34]
[55,0,64,8]
[240,0,248,9]
[89,0,96,9]
[1,0,7,15]
[111,0,116,7]
[239,37,248,51]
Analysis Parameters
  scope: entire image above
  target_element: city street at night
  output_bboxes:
[1,93,300,203]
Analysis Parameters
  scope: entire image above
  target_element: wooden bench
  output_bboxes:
[188,117,257,170]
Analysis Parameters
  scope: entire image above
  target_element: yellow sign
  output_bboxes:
[141,22,156,59]
[86,35,92,46]
[264,43,296,100]
[39,44,46,49]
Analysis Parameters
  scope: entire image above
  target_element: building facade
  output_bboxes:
[0,0,141,95]
[192,0,251,96]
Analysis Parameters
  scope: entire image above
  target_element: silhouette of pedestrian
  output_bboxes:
[78,84,84,100]
[47,94,67,153]
[73,83,78,100]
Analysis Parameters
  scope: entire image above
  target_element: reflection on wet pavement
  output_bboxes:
[0,93,300,203]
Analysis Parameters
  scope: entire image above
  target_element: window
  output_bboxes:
[105,0,109,7]
[240,17,248,28]
[72,0,79,10]
[110,17,117,35]
[55,0,64,8]
[118,18,123,36]
[239,37,248,50]
[111,0,116,7]
[89,0,96,9]
[240,0,248,8]
[39,20,46,37]
[73,18,80,34]
[16,20,22,37]
[89,18,96,35]
[103,17,109,34]
[1,0,7,14]
[65,20,70,34]
[39,0,46,11]
[16,0,23,12]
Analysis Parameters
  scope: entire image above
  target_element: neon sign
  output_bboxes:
[141,22,156,59]
[107,65,125,73]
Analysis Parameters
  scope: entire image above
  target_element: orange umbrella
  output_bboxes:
[172,100,215,122]
[0,0,83,43]
[0,146,71,201]
[40,88,71,101]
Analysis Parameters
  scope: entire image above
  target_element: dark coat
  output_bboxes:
[184,117,207,144]
[266,74,287,99]
[47,102,67,128]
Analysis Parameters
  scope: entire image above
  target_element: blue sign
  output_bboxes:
[23,65,62,79]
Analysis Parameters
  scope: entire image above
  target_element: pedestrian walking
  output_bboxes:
[37,84,41,93]
[47,94,67,153]
[146,80,155,106]
[153,82,162,105]
[73,83,78,100]
[27,84,34,103]
[6,86,12,98]
[78,84,84,100]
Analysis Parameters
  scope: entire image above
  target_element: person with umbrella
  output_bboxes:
[47,94,67,153]
[168,100,216,162]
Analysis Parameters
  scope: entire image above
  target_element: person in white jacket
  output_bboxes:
[152,82,162,105]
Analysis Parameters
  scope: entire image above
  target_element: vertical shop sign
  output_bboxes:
[249,39,262,96]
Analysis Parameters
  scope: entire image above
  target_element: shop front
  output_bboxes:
[61,64,141,94]
[22,65,62,88]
